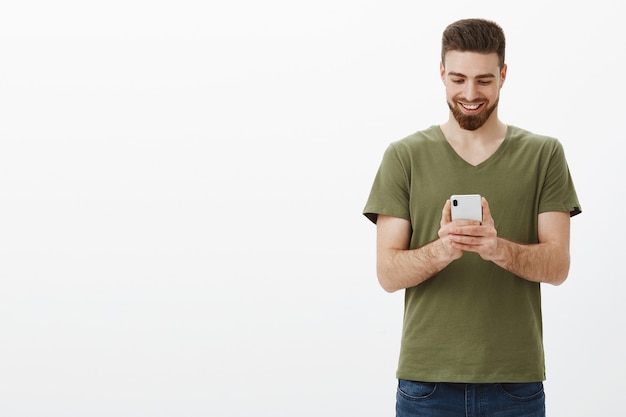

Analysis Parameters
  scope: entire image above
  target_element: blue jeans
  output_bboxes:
[396,379,545,417]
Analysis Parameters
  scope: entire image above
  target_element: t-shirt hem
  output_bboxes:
[539,203,582,217]
[363,207,411,224]
[395,372,546,384]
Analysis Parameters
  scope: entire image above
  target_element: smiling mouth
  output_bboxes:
[460,102,483,111]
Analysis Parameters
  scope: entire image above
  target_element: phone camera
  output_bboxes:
[452,199,458,206]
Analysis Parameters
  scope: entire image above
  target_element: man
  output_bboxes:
[363,18,581,417]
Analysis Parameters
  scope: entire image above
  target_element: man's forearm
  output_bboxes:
[377,239,456,293]
[491,238,570,285]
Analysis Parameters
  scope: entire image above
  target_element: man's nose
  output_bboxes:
[463,82,478,100]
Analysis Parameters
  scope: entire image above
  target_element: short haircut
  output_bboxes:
[441,18,506,68]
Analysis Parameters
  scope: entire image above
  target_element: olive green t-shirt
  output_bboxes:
[363,125,581,383]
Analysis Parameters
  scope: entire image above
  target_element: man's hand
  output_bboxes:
[437,198,480,260]
[444,197,499,261]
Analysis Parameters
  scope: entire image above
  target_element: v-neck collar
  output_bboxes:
[435,124,511,168]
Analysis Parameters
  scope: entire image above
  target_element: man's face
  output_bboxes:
[440,51,507,131]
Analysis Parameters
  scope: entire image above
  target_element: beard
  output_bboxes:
[447,97,499,131]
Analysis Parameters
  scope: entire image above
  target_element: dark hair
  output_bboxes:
[441,18,506,68]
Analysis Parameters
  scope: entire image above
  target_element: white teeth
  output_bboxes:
[462,103,480,110]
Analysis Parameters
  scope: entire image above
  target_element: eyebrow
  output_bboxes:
[447,71,496,79]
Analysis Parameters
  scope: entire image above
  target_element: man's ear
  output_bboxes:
[500,63,508,85]
[440,62,446,84]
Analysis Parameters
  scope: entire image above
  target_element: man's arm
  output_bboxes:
[376,200,469,293]
[491,211,571,285]
[448,198,571,285]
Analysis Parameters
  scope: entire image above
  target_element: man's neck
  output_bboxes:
[440,114,507,146]
[439,115,508,166]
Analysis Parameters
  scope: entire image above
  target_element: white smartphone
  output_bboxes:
[450,194,482,222]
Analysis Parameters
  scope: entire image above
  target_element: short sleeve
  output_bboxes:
[363,143,412,224]
[538,140,582,217]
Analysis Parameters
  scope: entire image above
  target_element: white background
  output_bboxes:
[0,1,623,416]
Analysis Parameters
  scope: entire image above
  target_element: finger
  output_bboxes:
[441,199,452,225]
[481,197,493,224]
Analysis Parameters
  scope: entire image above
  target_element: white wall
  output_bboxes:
[0,1,622,416]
